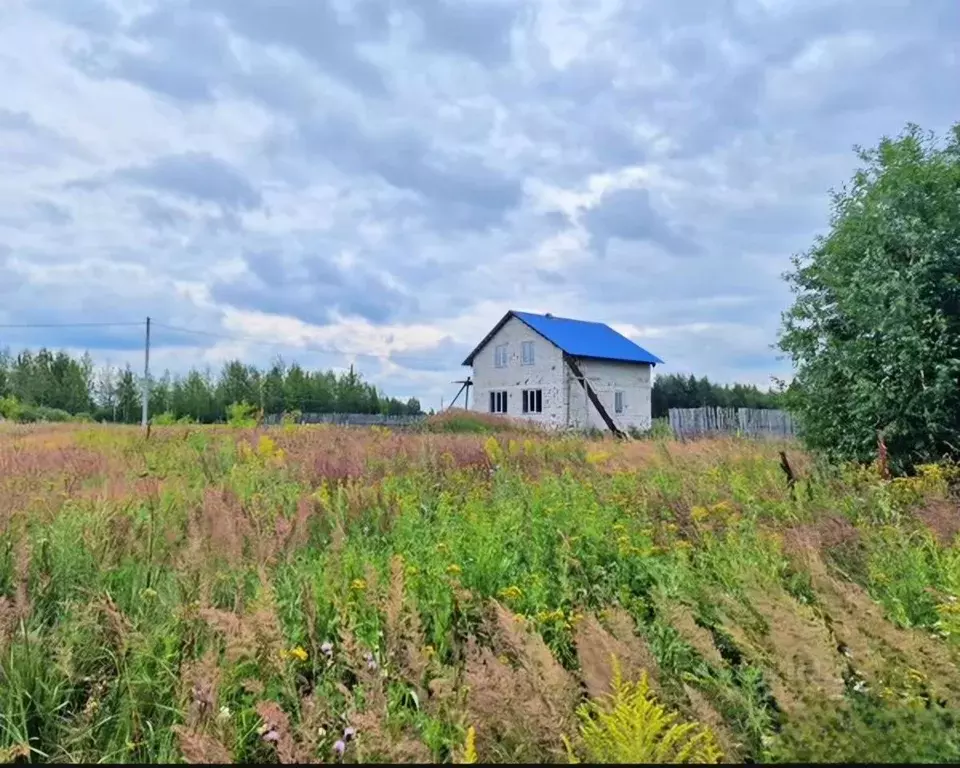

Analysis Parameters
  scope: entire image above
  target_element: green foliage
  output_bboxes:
[226,401,259,427]
[628,418,674,440]
[150,411,194,426]
[779,123,960,474]
[0,347,421,424]
[0,395,75,422]
[565,660,722,764]
[652,374,783,419]
[280,409,302,427]
[0,349,94,414]
[0,395,21,420]
[3,426,960,762]
[422,410,494,433]
[765,699,960,763]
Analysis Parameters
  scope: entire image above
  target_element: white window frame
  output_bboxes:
[614,391,624,414]
[489,390,508,414]
[494,344,508,368]
[522,389,542,414]
[521,341,535,366]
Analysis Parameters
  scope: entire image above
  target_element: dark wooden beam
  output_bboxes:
[447,377,472,410]
[564,355,625,438]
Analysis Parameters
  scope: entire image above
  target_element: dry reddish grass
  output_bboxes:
[180,647,221,729]
[463,602,579,761]
[575,612,660,700]
[913,499,960,546]
[658,601,725,667]
[781,514,861,559]
[682,684,741,761]
[173,727,232,764]
[382,555,430,694]
[806,556,960,707]
[747,589,847,714]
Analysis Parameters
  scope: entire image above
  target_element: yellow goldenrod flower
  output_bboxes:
[498,585,523,601]
[289,646,308,662]
[351,578,368,591]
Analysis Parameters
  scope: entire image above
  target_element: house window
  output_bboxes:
[521,341,535,365]
[489,390,508,413]
[614,391,624,414]
[522,389,543,414]
[494,344,508,368]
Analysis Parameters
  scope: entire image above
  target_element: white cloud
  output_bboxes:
[0,0,956,408]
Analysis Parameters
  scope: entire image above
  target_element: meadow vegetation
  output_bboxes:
[2,420,960,763]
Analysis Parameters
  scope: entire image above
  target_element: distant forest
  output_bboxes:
[0,347,783,424]
[651,373,783,419]
[0,347,421,423]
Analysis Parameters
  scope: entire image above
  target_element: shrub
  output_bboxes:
[765,699,960,764]
[151,411,196,426]
[421,409,504,434]
[564,659,722,764]
[7,403,74,423]
[226,401,259,428]
[0,395,21,420]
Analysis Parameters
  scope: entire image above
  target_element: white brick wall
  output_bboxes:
[468,316,654,431]
[566,358,653,432]
[468,316,567,427]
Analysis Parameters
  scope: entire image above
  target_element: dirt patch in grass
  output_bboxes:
[913,500,960,546]
[781,515,860,557]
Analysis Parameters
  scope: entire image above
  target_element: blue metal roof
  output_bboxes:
[462,310,664,366]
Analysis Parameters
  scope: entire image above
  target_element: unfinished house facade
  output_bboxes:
[462,310,664,435]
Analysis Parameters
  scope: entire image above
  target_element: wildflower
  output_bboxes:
[446,564,462,576]
[263,729,280,744]
[350,578,367,592]
[364,651,378,672]
[343,727,356,742]
[321,641,334,657]
[498,585,523,601]
[333,739,346,758]
[288,646,308,662]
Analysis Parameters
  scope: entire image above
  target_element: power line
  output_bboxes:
[0,318,460,369]
[0,321,144,329]
[151,322,454,368]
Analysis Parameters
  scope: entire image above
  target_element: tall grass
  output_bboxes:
[1,424,959,763]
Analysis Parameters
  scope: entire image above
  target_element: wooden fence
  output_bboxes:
[262,412,427,427]
[668,407,796,439]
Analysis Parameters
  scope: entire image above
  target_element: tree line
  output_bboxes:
[0,348,422,423]
[651,373,784,419]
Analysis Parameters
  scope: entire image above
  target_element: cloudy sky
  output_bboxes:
[1,0,957,408]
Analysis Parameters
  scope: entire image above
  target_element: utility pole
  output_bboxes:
[141,316,151,428]
[448,377,472,410]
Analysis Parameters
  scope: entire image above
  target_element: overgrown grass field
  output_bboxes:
[2,421,960,763]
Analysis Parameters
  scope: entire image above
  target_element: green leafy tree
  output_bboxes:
[0,348,10,397]
[650,373,781,418]
[115,366,141,424]
[779,123,960,473]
